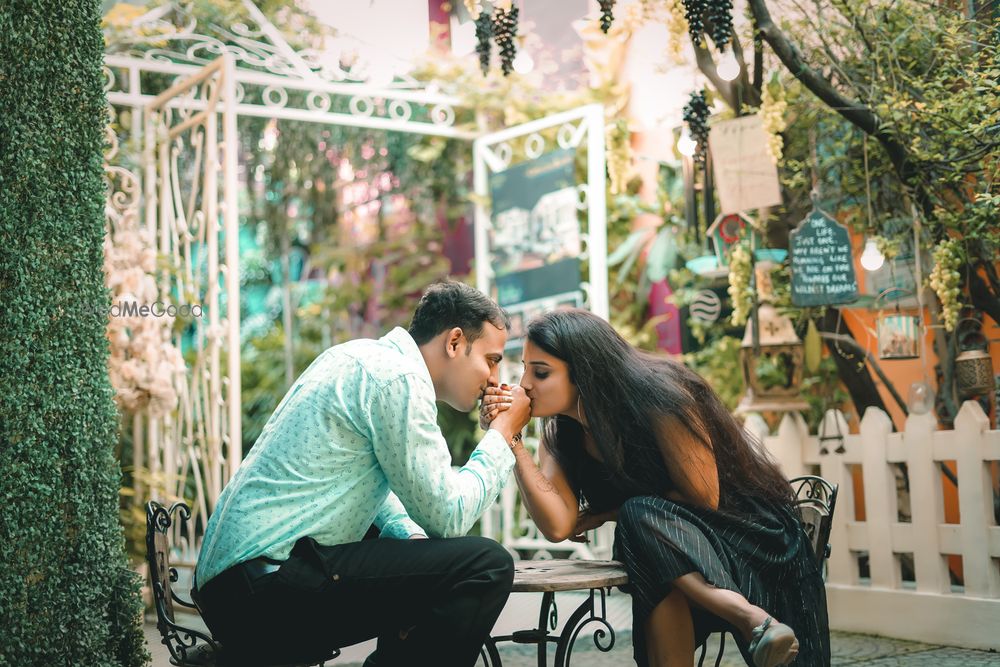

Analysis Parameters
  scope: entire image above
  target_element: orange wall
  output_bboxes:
[843,228,1000,433]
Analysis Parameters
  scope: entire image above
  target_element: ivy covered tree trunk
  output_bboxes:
[0,2,148,665]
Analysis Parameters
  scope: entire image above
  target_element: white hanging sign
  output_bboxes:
[708,114,783,215]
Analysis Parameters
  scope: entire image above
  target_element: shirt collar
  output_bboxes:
[382,327,432,385]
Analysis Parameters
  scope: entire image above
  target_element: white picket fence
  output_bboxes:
[750,401,1000,650]
[482,401,1000,650]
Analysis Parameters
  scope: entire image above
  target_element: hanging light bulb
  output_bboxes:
[716,48,740,82]
[512,50,534,75]
[677,127,697,157]
[860,237,885,271]
[907,381,935,415]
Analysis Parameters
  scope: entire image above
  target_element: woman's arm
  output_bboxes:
[510,439,581,542]
[656,416,720,510]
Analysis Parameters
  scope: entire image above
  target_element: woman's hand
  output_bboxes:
[568,509,617,543]
[479,384,513,430]
[490,385,532,443]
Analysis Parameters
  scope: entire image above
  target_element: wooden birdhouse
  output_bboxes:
[707,212,761,267]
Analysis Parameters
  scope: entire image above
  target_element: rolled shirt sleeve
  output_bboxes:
[373,491,426,539]
[367,373,516,538]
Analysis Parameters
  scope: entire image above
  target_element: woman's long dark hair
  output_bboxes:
[527,309,793,509]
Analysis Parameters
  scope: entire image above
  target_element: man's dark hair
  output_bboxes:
[408,280,510,348]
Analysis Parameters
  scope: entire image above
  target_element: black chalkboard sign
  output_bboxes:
[789,209,859,306]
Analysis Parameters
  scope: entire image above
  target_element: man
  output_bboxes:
[194,281,532,666]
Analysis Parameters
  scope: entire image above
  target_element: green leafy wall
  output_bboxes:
[0,1,148,664]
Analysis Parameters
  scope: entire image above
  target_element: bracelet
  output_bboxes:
[510,432,523,447]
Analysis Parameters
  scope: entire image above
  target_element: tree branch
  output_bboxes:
[752,29,763,96]
[747,0,936,220]
[730,35,762,108]
[968,268,1000,327]
[693,40,739,111]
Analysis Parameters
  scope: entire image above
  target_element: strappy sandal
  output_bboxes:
[748,616,799,667]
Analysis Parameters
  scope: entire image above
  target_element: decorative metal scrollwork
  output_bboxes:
[525,132,545,158]
[262,85,289,108]
[430,103,456,126]
[306,91,330,112]
[349,96,374,116]
[555,588,617,665]
[388,99,413,121]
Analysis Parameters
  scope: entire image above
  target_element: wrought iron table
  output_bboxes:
[483,559,629,667]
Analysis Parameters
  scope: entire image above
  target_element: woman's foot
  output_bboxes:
[748,617,799,667]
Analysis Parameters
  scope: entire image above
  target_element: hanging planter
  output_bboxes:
[955,319,995,399]
[875,288,920,360]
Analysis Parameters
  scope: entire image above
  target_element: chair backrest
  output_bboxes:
[146,501,181,622]
[145,501,218,665]
[788,475,839,567]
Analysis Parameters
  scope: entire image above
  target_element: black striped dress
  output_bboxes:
[561,432,831,666]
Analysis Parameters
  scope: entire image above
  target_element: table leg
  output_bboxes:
[552,588,617,667]
[480,637,503,667]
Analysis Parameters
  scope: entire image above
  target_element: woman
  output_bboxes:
[481,309,829,667]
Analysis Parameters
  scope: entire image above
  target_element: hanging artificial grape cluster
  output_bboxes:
[474,9,493,76]
[681,0,734,50]
[664,0,690,61]
[760,72,787,162]
[681,0,706,44]
[493,3,519,76]
[728,242,754,326]
[928,238,964,332]
[682,89,711,162]
[606,119,633,195]
[706,0,733,49]
[598,0,616,33]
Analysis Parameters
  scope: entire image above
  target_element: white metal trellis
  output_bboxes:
[102,4,609,558]
[473,104,609,320]
[473,104,612,559]
[130,54,243,531]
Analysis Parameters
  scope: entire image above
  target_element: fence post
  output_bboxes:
[859,407,897,589]
[770,412,807,478]
[820,409,854,585]
[953,400,1000,598]
[903,410,948,594]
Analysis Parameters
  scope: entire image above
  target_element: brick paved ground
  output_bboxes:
[146,589,998,666]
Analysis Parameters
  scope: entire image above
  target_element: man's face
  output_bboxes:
[445,323,507,412]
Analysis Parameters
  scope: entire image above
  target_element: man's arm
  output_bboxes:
[373,490,427,539]
[367,374,517,538]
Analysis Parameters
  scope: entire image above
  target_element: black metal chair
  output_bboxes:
[145,501,339,666]
[696,474,839,667]
[789,475,839,568]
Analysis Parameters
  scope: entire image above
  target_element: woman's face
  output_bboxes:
[520,339,578,418]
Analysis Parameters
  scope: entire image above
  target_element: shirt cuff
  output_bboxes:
[379,516,425,540]
[482,428,517,467]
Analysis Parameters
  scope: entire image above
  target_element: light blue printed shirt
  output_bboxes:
[196,327,515,586]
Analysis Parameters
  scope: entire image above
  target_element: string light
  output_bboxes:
[860,238,885,271]
[512,50,533,74]
[717,48,740,81]
[677,128,698,157]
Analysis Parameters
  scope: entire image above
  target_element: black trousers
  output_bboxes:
[195,535,515,667]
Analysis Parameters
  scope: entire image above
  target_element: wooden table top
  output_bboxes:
[511,559,629,593]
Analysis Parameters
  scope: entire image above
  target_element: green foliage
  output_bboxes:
[0,1,147,664]
[770,0,998,262]
[800,355,852,433]
[683,336,745,410]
